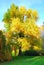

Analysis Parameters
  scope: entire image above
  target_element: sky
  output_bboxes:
[0,0,44,30]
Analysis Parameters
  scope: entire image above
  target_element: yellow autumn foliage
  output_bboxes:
[33,46,42,51]
[19,6,26,15]
[32,10,38,20]
[26,9,32,17]
[23,19,40,38]
[10,18,25,32]
[18,38,30,52]
[15,49,19,56]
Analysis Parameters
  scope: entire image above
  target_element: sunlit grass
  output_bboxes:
[0,56,44,65]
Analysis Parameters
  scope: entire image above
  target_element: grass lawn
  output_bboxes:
[0,56,44,65]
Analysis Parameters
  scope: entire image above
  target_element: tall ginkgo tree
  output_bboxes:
[3,3,42,56]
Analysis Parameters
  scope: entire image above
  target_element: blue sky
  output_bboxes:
[0,0,44,30]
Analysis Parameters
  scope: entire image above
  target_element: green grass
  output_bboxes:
[0,56,44,65]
